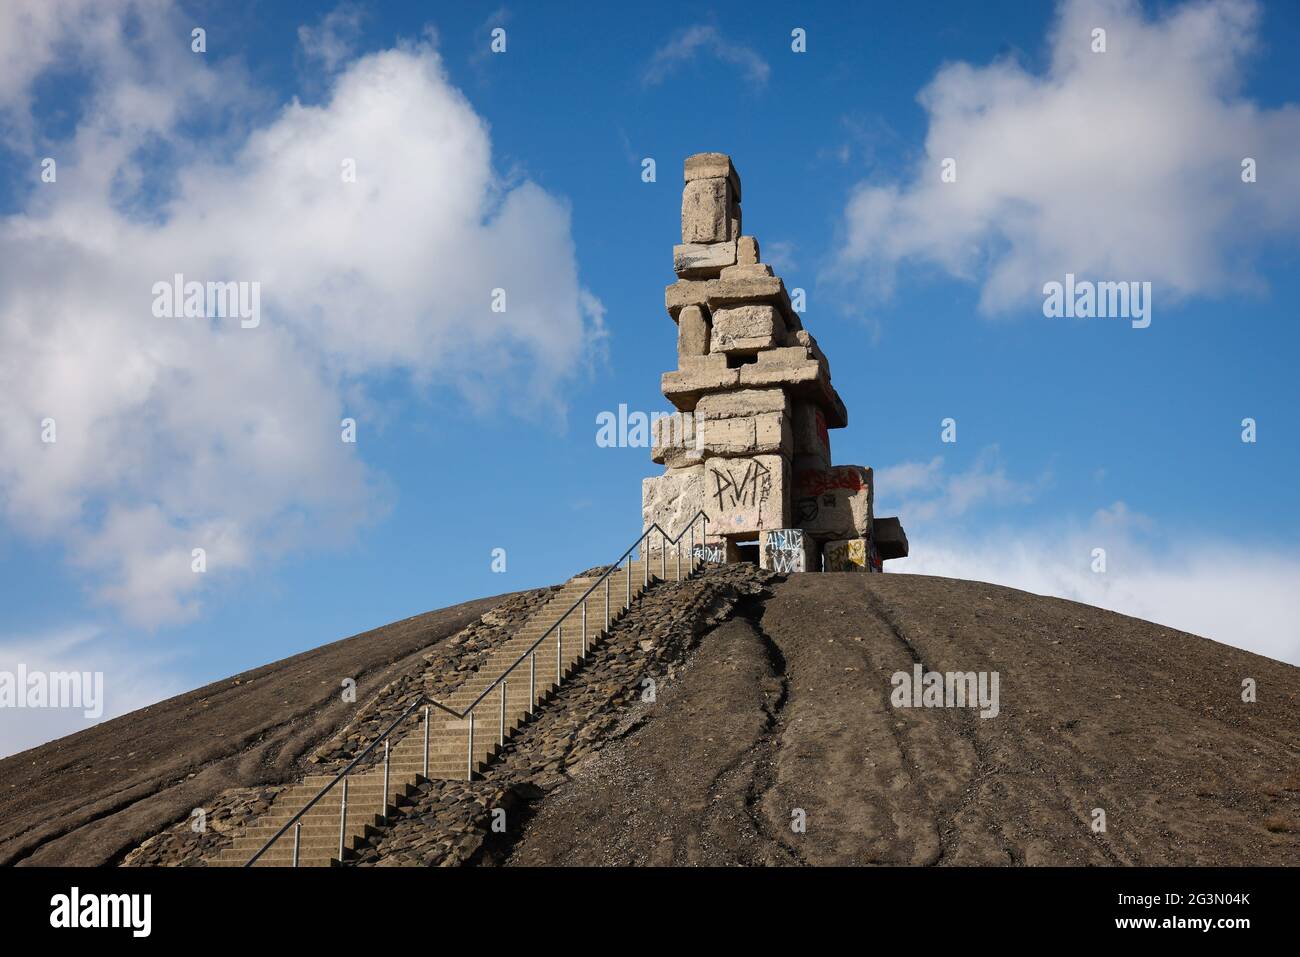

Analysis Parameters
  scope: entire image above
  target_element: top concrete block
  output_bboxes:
[682,178,732,244]
[684,152,741,202]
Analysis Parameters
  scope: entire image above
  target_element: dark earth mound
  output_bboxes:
[4,572,1297,867]
[506,573,1299,865]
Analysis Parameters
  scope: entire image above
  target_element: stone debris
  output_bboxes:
[345,562,774,867]
[121,785,287,867]
[117,587,557,867]
[645,152,907,571]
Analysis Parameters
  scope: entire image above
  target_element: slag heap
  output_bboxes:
[642,152,908,573]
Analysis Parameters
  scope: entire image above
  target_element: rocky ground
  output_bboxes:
[122,562,773,866]
[348,562,773,867]
[119,586,555,867]
[0,589,524,866]
[10,567,1298,868]
[506,573,1299,866]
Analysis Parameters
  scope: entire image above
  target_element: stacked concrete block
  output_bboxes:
[676,304,710,359]
[760,528,817,573]
[792,465,873,543]
[872,516,910,561]
[823,537,880,573]
[695,389,791,459]
[712,304,785,354]
[643,153,907,569]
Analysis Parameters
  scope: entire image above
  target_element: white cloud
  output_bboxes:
[298,4,365,72]
[0,624,186,758]
[875,447,1043,522]
[643,25,770,88]
[836,0,1300,313]
[889,499,1300,666]
[0,1,602,626]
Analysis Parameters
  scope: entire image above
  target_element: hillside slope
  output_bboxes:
[0,591,517,866]
[507,573,1299,865]
[6,572,1297,868]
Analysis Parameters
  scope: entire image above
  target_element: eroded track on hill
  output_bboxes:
[505,573,1299,866]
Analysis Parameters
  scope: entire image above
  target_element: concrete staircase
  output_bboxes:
[210,556,699,866]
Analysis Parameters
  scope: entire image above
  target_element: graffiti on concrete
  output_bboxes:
[692,542,725,564]
[710,459,772,511]
[764,528,809,573]
[793,467,866,497]
[824,537,882,573]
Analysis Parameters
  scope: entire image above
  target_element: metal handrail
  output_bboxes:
[244,510,711,866]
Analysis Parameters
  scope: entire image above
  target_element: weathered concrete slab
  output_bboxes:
[719,262,774,281]
[676,304,710,359]
[696,387,788,418]
[823,537,881,573]
[674,241,736,279]
[737,352,848,428]
[786,328,829,372]
[662,349,847,428]
[695,388,791,458]
[665,275,802,331]
[684,151,741,201]
[642,464,707,537]
[662,356,740,409]
[702,454,790,536]
[792,465,873,542]
[711,303,785,354]
[761,528,818,573]
[698,410,790,458]
[692,538,739,563]
[682,178,731,244]
[650,411,702,468]
[792,400,831,471]
[873,516,909,560]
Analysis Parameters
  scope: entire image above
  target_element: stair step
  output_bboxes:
[204,556,703,865]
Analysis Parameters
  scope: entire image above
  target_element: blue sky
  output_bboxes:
[2,0,1299,755]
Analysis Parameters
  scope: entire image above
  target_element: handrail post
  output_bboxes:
[530,652,536,715]
[676,538,681,580]
[582,600,587,657]
[499,680,507,747]
[292,821,301,868]
[423,705,430,779]
[338,776,348,862]
[556,620,563,684]
[660,530,666,581]
[466,711,475,781]
[381,740,390,819]
[626,558,631,608]
[690,525,695,564]
[604,576,610,631]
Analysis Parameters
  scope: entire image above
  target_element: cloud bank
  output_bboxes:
[0,0,603,626]
[876,455,1300,666]
[837,0,1300,313]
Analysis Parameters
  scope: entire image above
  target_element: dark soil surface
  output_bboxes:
[8,571,1297,868]
[0,592,515,866]
[507,573,1299,865]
